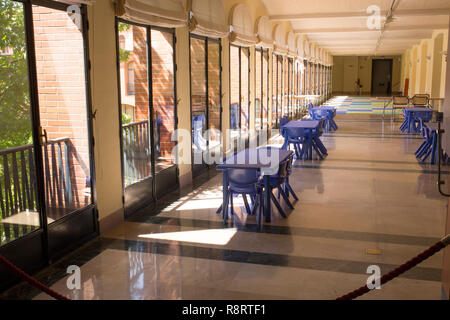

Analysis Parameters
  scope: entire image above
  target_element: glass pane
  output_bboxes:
[207,40,221,156]
[151,29,175,173]
[33,4,92,221]
[255,50,262,131]
[230,46,240,139]
[262,51,268,130]
[241,48,249,134]
[271,54,277,128]
[118,23,151,187]
[190,37,207,157]
[0,1,40,245]
[277,56,283,122]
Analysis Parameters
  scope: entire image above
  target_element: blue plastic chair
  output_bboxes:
[280,116,289,127]
[226,168,264,220]
[282,126,309,159]
[416,122,439,164]
[283,155,299,202]
[258,158,293,220]
[310,119,328,159]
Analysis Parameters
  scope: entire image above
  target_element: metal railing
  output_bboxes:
[122,120,152,186]
[0,138,74,244]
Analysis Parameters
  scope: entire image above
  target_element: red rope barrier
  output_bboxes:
[336,234,450,300]
[0,255,70,300]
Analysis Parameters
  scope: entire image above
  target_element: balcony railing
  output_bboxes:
[122,120,152,186]
[0,138,75,244]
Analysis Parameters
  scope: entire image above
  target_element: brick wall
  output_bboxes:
[241,47,249,131]
[190,37,206,117]
[33,5,91,210]
[207,41,221,137]
[262,51,268,128]
[272,53,277,127]
[151,29,175,161]
[132,25,150,123]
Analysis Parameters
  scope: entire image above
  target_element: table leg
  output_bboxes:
[308,133,313,160]
[264,175,271,223]
[222,171,229,224]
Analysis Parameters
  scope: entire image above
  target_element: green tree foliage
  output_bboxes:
[118,22,131,63]
[0,0,32,151]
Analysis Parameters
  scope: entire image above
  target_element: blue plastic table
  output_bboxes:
[217,147,293,223]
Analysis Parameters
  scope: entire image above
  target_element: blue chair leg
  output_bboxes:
[243,194,252,215]
[417,141,431,159]
[229,192,236,217]
[415,140,428,156]
[312,140,324,160]
[315,137,328,155]
[285,179,299,201]
[270,192,287,218]
[278,186,294,209]
[431,134,438,165]
[421,144,433,163]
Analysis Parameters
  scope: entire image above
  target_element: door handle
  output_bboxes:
[39,126,48,145]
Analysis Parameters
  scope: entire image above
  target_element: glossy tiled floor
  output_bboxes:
[6,112,449,300]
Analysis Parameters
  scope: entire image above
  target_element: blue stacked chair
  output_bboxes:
[308,104,337,132]
[412,110,432,134]
[400,108,410,133]
[415,121,439,164]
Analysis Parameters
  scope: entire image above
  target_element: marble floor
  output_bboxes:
[3,114,449,300]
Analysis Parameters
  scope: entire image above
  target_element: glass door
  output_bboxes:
[1,0,97,290]
[117,21,178,215]
[255,49,262,142]
[207,40,222,164]
[262,50,269,135]
[256,48,269,145]
[229,45,249,152]
[151,28,178,198]
[31,1,96,256]
[0,0,41,249]
[190,35,222,178]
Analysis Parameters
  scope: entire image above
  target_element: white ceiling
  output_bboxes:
[263,0,450,56]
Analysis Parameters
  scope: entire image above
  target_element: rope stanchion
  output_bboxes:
[0,255,70,300]
[336,234,450,300]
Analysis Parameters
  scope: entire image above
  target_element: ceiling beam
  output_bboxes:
[332,53,404,56]
[307,32,433,40]
[321,48,412,53]
[295,24,449,33]
[313,39,421,44]
[270,8,450,21]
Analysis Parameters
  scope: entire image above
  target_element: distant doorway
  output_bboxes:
[371,59,393,96]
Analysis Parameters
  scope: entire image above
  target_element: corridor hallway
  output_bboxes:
[4,104,447,300]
